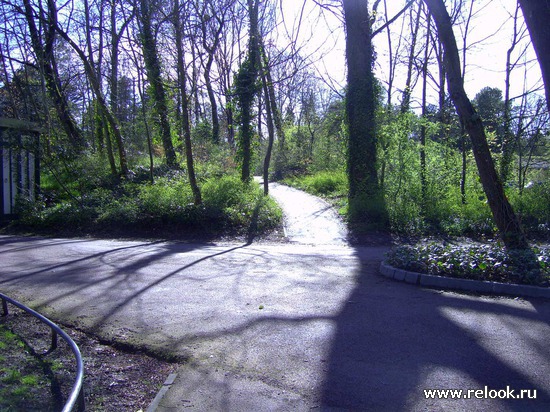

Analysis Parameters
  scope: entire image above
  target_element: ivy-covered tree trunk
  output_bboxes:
[343,0,388,231]
[138,0,177,168]
[235,0,260,183]
[108,0,132,177]
[424,0,528,250]
[95,101,117,176]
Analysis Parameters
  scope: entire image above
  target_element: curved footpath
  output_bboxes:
[0,183,549,411]
[267,177,550,300]
[265,181,348,245]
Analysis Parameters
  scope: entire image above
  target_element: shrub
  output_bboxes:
[137,177,194,219]
[386,241,550,286]
[95,198,140,227]
[12,172,281,238]
[284,170,347,198]
[202,175,248,210]
[202,175,282,231]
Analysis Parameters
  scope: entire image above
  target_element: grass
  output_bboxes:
[0,324,57,411]
[283,170,347,197]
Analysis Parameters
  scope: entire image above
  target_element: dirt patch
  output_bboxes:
[1,306,179,411]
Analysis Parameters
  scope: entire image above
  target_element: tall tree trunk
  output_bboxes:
[383,0,394,108]
[136,72,155,183]
[23,0,84,153]
[174,0,201,205]
[138,0,177,168]
[501,3,522,183]
[204,64,220,144]
[259,50,275,195]
[52,15,129,176]
[420,12,430,207]
[424,0,528,250]
[401,0,423,113]
[261,67,275,196]
[108,2,130,176]
[191,45,201,125]
[200,6,224,144]
[343,0,388,231]
[110,0,119,119]
[260,41,286,179]
[95,101,117,176]
[235,0,260,183]
[518,0,550,114]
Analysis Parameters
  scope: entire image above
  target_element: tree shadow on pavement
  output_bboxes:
[320,245,550,411]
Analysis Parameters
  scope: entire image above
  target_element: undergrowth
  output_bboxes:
[386,241,550,286]
[0,323,61,411]
[283,170,550,239]
[13,158,282,239]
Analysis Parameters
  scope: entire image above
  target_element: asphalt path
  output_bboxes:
[1,184,549,411]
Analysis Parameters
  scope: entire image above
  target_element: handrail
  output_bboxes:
[0,292,85,412]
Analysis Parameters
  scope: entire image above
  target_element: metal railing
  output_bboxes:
[1,292,85,412]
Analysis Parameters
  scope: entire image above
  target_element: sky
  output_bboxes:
[280,0,543,108]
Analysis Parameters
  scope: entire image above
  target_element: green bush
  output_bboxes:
[202,175,282,231]
[509,179,550,236]
[306,171,347,196]
[284,170,347,197]
[137,177,194,219]
[96,198,140,227]
[202,175,248,209]
[13,172,282,238]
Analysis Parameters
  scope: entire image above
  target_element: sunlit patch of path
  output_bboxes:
[257,178,348,245]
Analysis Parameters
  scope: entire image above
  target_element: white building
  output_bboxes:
[0,118,41,216]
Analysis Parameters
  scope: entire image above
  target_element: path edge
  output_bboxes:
[379,261,550,299]
[146,373,178,412]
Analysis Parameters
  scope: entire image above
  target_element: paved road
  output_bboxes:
[1,185,549,411]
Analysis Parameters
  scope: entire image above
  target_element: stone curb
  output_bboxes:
[379,261,550,299]
[146,373,178,412]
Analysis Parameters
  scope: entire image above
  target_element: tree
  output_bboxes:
[39,0,130,176]
[196,0,231,144]
[173,0,201,205]
[137,0,177,168]
[22,0,84,153]
[518,0,550,114]
[419,7,431,206]
[473,87,505,151]
[401,0,424,114]
[260,49,275,195]
[423,0,528,250]
[235,0,260,183]
[502,3,530,184]
[343,0,388,231]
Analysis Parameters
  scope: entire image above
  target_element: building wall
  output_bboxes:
[1,129,37,215]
